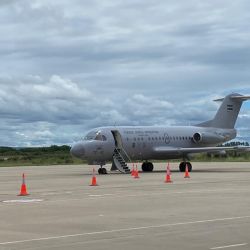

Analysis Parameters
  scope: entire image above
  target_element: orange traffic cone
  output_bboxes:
[134,165,140,179]
[165,163,172,183]
[90,168,98,186]
[18,173,29,196]
[184,164,190,178]
[131,163,135,176]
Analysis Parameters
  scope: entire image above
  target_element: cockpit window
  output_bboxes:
[95,131,103,141]
[83,130,107,141]
[83,131,96,140]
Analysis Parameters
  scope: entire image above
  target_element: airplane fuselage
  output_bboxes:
[72,126,236,165]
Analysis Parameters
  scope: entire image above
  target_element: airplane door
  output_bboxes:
[111,130,123,148]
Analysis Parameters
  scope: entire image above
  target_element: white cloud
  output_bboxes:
[32,75,91,99]
[0,0,250,146]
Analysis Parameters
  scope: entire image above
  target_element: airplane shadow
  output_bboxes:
[147,169,250,173]
[55,168,250,177]
[191,169,250,173]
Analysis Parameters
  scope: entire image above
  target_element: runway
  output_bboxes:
[0,162,250,250]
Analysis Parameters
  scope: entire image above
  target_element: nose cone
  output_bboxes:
[70,142,85,158]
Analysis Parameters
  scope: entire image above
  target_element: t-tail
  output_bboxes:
[197,93,250,129]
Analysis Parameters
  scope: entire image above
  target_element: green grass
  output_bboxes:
[0,145,86,167]
[0,145,249,167]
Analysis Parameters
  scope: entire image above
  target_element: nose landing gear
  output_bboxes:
[98,166,107,175]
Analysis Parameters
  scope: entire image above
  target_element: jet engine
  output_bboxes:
[192,132,225,144]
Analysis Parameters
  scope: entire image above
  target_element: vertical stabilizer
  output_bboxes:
[197,93,250,129]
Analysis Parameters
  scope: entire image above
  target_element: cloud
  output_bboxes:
[0,0,250,146]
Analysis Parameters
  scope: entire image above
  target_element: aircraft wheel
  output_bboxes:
[98,167,107,175]
[141,162,147,172]
[148,162,154,172]
[141,162,154,172]
[187,162,192,172]
[179,162,186,172]
[179,162,192,172]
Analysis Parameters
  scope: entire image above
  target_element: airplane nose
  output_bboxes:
[70,142,85,158]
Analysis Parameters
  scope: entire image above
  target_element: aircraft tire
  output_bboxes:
[98,167,107,175]
[187,162,192,172]
[141,162,154,172]
[148,162,154,171]
[179,162,192,172]
[179,162,186,172]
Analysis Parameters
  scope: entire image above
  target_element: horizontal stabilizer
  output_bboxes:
[214,95,250,102]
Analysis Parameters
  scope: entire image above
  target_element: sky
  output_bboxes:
[1,0,250,146]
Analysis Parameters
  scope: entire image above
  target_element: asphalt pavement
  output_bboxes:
[0,162,249,250]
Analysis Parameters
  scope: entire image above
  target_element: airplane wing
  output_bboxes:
[153,146,250,155]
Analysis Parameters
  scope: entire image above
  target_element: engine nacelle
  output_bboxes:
[192,132,225,144]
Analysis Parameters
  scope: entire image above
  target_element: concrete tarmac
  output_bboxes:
[0,162,250,250]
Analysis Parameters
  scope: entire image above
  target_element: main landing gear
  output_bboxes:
[141,161,154,172]
[98,166,107,175]
[179,162,192,172]
[141,161,192,172]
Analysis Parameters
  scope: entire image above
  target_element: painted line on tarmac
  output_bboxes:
[0,215,249,246]
[15,188,247,204]
[88,194,114,197]
[210,243,248,249]
[2,199,43,203]
[88,188,249,199]
[41,191,73,196]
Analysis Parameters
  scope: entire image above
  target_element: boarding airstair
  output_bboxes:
[113,148,131,174]
[111,130,131,174]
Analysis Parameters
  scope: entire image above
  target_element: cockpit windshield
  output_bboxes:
[83,130,107,141]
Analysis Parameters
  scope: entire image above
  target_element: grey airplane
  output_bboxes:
[70,93,250,174]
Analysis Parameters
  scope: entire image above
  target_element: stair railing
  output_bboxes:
[115,147,131,163]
